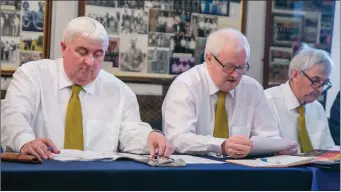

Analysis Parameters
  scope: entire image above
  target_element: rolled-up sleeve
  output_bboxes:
[1,67,37,152]
[118,92,152,154]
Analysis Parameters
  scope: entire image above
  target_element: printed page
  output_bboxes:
[170,155,224,164]
[263,155,315,165]
[249,136,296,155]
[52,149,119,161]
[226,159,282,167]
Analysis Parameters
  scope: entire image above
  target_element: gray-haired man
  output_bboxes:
[265,44,338,153]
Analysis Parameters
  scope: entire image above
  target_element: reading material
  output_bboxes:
[226,155,315,168]
[249,136,296,156]
[301,149,340,165]
[52,149,186,167]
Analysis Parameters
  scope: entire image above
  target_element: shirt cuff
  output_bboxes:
[14,132,35,153]
[208,137,226,154]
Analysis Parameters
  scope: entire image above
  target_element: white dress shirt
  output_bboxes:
[264,81,336,152]
[162,63,280,155]
[1,58,152,153]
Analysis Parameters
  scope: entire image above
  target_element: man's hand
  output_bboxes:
[277,141,298,155]
[221,136,253,158]
[20,138,60,161]
[147,131,173,159]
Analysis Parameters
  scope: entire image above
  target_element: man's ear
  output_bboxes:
[205,52,211,64]
[60,41,66,52]
[291,69,300,83]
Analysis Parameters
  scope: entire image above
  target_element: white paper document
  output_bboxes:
[52,149,120,161]
[249,136,296,156]
[170,155,224,164]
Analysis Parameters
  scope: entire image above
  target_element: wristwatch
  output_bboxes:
[151,129,165,136]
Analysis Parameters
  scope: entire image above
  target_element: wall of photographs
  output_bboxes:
[0,0,52,75]
[263,0,336,87]
[79,0,246,80]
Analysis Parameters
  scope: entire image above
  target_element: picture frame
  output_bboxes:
[1,0,52,76]
[271,13,304,47]
[263,0,336,107]
[78,0,248,84]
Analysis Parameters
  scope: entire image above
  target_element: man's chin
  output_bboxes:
[304,95,319,104]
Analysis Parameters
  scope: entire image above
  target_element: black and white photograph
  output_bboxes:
[86,6,120,35]
[1,37,20,64]
[86,0,117,7]
[121,8,148,34]
[0,0,21,11]
[1,11,20,37]
[148,9,175,33]
[148,32,171,48]
[171,34,196,55]
[191,13,218,37]
[169,54,195,75]
[303,12,320,44]
[269,47,292,65]
[22,1,45,32]
[173,10,192,35]
[147,48,170,74]
[174,0,200,13]
[117,0,144,10]
[200,0,229,16]
[272,14,303,47]
[20,50,43,66]
[145,0,173,10]
[104,38,120,68]
[119,34,147,72]
[20,32,44,52]
[194,37,207,64]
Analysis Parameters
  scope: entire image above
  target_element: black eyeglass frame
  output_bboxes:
[211,54,250,75]
[301,71,332,91]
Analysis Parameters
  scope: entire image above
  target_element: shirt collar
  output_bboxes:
[58,58,96,95]
[204,62,235,98]
[282,80,301,110]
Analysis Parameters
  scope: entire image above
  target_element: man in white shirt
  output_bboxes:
[1,16,173,161]
[162,28,295,158]
[265,44,338,153]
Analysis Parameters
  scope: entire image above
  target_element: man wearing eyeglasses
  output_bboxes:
[162,28,293,158]
[265,44,338,153]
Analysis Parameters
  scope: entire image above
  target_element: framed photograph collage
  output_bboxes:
[79,0,247,81]
[1,0,52,76]
[263,0,336,87]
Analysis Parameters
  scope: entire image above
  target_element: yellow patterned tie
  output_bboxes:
[297,105,313,153]
[64,85,84,150]
[213,91,229,138]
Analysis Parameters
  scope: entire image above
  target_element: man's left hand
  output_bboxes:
[147,131,173,159]
[277,140,298,155]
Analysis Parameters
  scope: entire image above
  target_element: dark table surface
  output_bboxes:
[1,159,320,191]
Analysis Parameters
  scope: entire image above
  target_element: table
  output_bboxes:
[1,160,315,191]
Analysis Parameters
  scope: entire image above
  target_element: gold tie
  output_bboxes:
[213,91,229,138]
[64,85,84,150]
[297,105,313,153]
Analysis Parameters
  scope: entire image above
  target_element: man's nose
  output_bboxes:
[84,55,94,66]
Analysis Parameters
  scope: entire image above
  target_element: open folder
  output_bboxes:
[52,149,186,167]
[226,155,316,168]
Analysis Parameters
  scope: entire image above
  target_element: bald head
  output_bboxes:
[204,28,250,59]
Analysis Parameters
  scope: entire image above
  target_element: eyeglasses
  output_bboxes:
[301,71,332,91]
[211,54,250,75]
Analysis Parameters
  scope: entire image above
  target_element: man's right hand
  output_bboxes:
[20,138,60,161]
[221,136,253,158]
